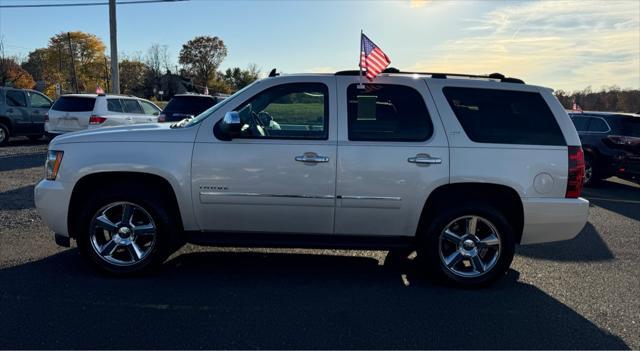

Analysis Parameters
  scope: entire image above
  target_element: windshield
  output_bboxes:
[181,81,260,128]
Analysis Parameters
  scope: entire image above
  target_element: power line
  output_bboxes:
[0,0,188,8]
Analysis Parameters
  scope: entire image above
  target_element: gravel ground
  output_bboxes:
[0,137,638,349]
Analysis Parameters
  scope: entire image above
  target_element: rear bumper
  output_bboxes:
[520,197,589,245]
[34,179,72,237]
[44,122,82,135]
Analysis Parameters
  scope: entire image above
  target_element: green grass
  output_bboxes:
[264,103,324,125]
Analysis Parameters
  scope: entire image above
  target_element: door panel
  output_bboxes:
[5,90,31,133]
[28,92,51,133]
[334,76,450,236]
[191,76,338,234]
[193,142,336,233]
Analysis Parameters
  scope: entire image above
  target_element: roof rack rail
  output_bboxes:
[334,68,524,84]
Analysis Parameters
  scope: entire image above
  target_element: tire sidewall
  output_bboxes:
[75,185,177,275]
[419,204,516,287]
[0,123,9,146]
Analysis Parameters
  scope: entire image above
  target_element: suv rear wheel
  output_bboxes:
[75,184,181,275]
[418,204,515,287]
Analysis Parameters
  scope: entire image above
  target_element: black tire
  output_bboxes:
[75,183,182,276]
[584,154,605,187]
[0,122,9,146]
[417,203,516,287]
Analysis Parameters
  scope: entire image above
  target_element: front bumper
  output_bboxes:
[520,197,589,245]
[34,179,72,237]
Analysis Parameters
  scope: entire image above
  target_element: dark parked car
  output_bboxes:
[158,93,228,123]
[0,86,53,146]
[569,111,640,185]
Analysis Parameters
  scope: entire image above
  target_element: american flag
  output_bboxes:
[360,33,391,81]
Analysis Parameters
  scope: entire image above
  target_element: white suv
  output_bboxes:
[46,94,161,135]
[34,70,588,286]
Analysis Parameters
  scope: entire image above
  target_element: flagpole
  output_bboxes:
[358,29,365,89]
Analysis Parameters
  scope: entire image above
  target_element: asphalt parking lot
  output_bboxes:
[1,137,638,350]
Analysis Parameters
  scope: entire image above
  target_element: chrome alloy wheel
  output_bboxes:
[0,127,6,143]
[584,159,593,184]
[89,202,157,266]
[438,215,502,278]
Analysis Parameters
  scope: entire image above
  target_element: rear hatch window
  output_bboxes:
[51,96,96,112]
[163,96,216,121]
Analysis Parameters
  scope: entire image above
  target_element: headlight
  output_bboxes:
[45,150,64,180]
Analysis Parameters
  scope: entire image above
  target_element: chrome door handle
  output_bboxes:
[295,152,329,163]
[408,154,442,164]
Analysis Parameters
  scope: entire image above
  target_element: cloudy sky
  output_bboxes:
[1,0,638,91]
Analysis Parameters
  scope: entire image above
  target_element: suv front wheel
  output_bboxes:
[75,184,181,275]
[0,122,9,146]
[419,204,515,287]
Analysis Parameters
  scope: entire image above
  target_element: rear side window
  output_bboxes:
[6,90,27,107]
[51,96,96,112]
[140,100,160,115]
[443,87,566,146]
[588,118,609,132]
[121,99,143,114]
[164,96,215,115]
[570,116,590,131]
[619,117,640,137]
[347,84,433,141]
[107,99,123,113]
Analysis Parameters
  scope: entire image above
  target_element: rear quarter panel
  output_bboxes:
[425,79,570,198]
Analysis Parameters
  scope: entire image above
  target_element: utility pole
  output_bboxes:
[67,32,79,93]
[104,56,110,92]
[109,0,120,94]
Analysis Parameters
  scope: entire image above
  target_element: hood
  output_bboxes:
[50,123,198,146]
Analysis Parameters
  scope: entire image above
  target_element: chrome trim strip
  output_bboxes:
[340,195,402,201]
[200,192,335,199]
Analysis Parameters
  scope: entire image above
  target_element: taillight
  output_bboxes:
[158,114,166,122]
[566,146,585,198]
[606,135,640,146]
[89,115,107,125]
[44,112,49,122]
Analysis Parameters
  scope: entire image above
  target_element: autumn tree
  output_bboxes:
[0,57,36,89]
[0,40,35,89]
[223,64,260,91]
[179,36,227,88]
[21,31,108,96]
[119,59,148,96]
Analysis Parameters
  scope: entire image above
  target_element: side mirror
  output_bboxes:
[218,111,242,139]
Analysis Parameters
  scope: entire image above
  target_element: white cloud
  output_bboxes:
[410,0,640,91]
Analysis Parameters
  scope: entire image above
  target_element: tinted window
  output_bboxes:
[588,118,609,132]
[140,100,160,115]
[121,99,143,114]
[570,116,590,131]
[619,117,640,137]
[443,87,565,146]
[6,90,27,107]
[51,96,96,112]
[28,92,51,108]
[347,84,432,141]
[232,83,328,140]
[107,99,123,112]
[164,96,216,115]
